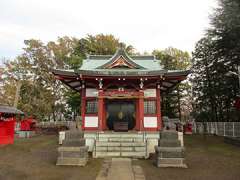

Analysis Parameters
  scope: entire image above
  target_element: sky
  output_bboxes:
[0,0,217,64]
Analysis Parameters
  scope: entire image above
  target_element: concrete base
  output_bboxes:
[155,130,187,168]
[56,130,88,166]
[17,131,35,138]
[56,157,88,166]
[155,158,187,168]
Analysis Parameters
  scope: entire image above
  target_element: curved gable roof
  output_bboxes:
[96,48,145,69]
[80,49,163,71]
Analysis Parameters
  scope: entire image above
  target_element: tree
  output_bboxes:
[153,47,191,120]
[1,37,79,120]
[74,34,135,57]
[191,0,240,122]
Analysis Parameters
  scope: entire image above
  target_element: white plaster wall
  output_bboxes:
[144,89,156,97]
[144,117,157,128]
[85,116,98,127]
[86,88,98,97]
[59,131,65,144]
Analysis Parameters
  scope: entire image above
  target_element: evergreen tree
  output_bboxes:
[191,0,240,122]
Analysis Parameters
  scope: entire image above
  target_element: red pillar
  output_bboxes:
[98,89,104,131]
[138,90,144,131]
[81,88,86,130]
[156,86,162,130]
[135,99,140,130]
[102,99,106,130]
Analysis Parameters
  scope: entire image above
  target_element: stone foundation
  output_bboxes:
[155,130,187,168]
[56,131,88,166]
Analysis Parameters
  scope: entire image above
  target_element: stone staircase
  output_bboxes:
[93,132,148,158]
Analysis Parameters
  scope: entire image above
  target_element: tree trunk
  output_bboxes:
[14,80,22,108]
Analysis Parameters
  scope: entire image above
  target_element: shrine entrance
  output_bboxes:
[106,100,136,131]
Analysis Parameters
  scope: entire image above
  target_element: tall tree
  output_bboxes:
[1,37,79,120]
[191,0,240,122]
[153,47,191,120]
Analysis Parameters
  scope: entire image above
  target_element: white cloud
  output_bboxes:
[0,0,218,63]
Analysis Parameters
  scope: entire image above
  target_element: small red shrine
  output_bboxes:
[53,48,189,132]
[0,106,23,145]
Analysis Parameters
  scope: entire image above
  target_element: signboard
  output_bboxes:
[144,89,156,97]
[86,88,98,97]
[104,90,140,98]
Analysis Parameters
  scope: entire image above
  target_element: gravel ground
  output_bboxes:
[1,134,240,180]
[134,135,240,180]
[0,135,102,180]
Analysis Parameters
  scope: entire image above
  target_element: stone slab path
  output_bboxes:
[96,158,145,180]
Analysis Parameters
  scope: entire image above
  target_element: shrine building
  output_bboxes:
[52,48,189,132]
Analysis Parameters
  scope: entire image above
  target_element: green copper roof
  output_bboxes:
[79,48,162,71]
[52,48,190,92]
[80,59,163,70]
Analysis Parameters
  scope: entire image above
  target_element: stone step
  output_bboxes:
[95,141,145,147]
[94,151,146,158]
[108,137,144,142]
[95,146,146,152]
[96,137,144,142]
[98,133,144,139]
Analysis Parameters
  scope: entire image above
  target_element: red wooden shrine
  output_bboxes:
[0,106,23,145]
[53,48,189,132]
[20,117,36,131]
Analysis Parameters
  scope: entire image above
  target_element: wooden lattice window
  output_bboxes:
[144,100,156,115]
[86,99,98,114]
